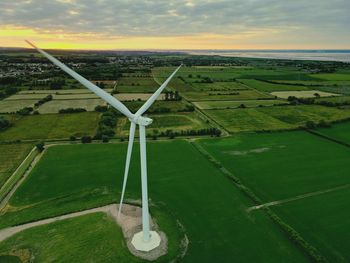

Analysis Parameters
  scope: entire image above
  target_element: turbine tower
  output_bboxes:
[26,40,181,252]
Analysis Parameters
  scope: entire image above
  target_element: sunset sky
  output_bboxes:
[0,0,349,50]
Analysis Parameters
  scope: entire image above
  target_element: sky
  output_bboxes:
[0,0,349,50]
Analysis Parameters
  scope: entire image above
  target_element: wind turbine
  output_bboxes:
[26,40,182,252]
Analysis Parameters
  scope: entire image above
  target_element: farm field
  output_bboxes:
[193,99,286,109]
[0,100,38,113]
[114,93,165,101]
[37,99,105,114]
[116,77,158,93]
[238,79,310,92]
[0,143,33,188]
[273,186,350,263]
[4,94,48,100]
[198,131,350,202]
[182,89,273,101]
[271,90,339,99]
[317,121,350,144]
[190,81,248,91]
[0,112,99,141]
[123,100,191,113]
[19,89,113,95]
[203,108,294,132]
[117,112,209,136]
[0,141,308,263]
[257,105,350,126]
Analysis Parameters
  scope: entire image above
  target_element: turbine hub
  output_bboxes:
[130,116,153,126]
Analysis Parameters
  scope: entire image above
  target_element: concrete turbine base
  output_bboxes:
[131,231,161,252]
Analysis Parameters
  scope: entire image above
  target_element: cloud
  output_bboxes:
[0,0,349,48]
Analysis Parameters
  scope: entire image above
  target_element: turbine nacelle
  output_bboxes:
[129,115,153,126]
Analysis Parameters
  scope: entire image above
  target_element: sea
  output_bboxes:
[187,50,350,63]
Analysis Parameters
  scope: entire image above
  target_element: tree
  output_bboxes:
[306,121,316,129]
[36,142,45,152]
[70,135,76,141]
[81,135,92,143]
[0,117,10,130]
[102,135,109,143]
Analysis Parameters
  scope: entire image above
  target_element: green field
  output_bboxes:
[238,79,310,92]
[203,108,293,132]
[271,90,339,99]
[273,187,350,263]
[38,99,105,113]
[0,143,33,188]
[198,132,350,202]
[190,81,248,91]
[117,112,209,136]
[116,77,158,93]
[317,121,350,144]
[182,89,273,101]
[0,141,308,262]
[0,112,100,141]
[0,211,182,263]
[0,100,38,113]
[193,99,286,109]
[311,72,350,81]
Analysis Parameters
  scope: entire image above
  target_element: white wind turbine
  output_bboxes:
[26,40,181,252]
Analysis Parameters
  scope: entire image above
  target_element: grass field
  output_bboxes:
[117,112,209,136]
[317,121,350,144]
[38,99,106,113]
[190,81,248,91]
[203,108,294,132]
[19,89,113,95]
[311,72,350,81]
[116,77,158,93]
[114,93,165,101]
[193,99,286,109]
[271,90,339,99]
[0,100,38,113]
[257,105,350,126]
[198,132,350,202]
[273,186,350,263]
[238,79,310,92]
[4,94,48,100]
[0,141,308,263]
[182,89,273,101]
[0,143,33,188]
[0,112,99,141]
[0,211,182,263]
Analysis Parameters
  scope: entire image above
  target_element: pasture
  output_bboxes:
[114,93,165,101]
[0,141,308,263]
[116,77,158,93]
[19,89,113,95]
[193,99,285,110]
[0,112,99,141]
[190,81,248,91]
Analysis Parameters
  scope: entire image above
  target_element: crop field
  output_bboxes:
[193,99,286,110]
[0,100,38,113]
[311,72,350,81]
[315,95,350,104]
[198,131,350,202]
[38,99,106,114]
[0,143,33,188]
[257,105,350,126]
[0,112,99,141]
[273,186,350,263]
[117,112,209,136]
[190,81,248,91]
[317,121,350,144]
[116,77,158,93]
[203,108,294,132]
[182,89,273,101]
[123,100,190,113]
[0,141,308,262]
[271,90,339,99]
[4,94,49,100]
[114,93,165,101]
[238,79,311,92]
[19,89,113,95]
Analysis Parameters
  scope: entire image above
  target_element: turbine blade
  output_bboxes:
[135,64,182,117]
[25,40,134,119]
[118,122,136,218]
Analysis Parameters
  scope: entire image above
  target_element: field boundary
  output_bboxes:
[247,184,350,212]
[306,129,350,148]
[190,140,328,263]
